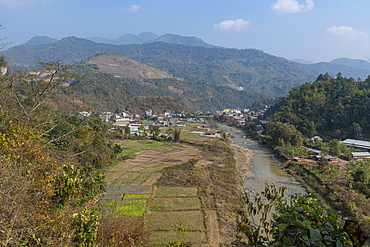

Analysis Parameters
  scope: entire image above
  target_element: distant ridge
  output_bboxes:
[87,32,158,45]
[147,33,216,48]
[302,60,370,80]
[329,57,370,71]
[86,32,216,47]
[291,59,315,65]
[25,36,58,46]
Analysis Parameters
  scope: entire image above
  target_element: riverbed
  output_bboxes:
[219,125,306,195]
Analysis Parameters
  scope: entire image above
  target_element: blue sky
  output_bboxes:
[0,0,369,62]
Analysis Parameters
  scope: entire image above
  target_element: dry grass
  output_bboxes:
[148,211,206,231]
[150,197,202,211]
[150,231,207,246]
[155,186,198,197]
[97,217,148,246]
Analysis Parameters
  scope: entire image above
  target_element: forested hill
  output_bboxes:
[72,63,263,112]
[269,73,370,139]
[3,36,317,100]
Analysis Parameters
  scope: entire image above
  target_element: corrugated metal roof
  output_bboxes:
[351,152,370,157]
[341,139,370,149]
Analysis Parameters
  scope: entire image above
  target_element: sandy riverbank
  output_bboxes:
[231,141,254,179]
[219,125,255,180]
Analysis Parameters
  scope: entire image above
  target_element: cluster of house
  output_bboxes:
[293,138,370,163]
[79,109,204,136]
[215,107,269,126]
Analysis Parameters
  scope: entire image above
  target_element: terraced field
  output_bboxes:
[102,124,242,246]
[103,139,211,245]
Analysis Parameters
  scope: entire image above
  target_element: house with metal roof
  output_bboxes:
[340,139,370,151]
[351,152,370,160]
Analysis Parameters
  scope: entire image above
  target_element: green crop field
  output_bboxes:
[103,199,147,217]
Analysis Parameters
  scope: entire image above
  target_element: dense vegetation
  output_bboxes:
[72,64,261,112]
[236,184,353,247]
[0,62,116,246]
[246,74,370,240]
[269,73,370,139]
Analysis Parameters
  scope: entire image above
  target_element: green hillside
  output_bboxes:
[269,73,370,139]
[3,36,317,101]
[72,61,261,112]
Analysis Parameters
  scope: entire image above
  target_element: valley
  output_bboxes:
[1,33,370,246]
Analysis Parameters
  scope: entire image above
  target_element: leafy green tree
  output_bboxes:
[236,183,352,247]
[138,124,145,136]
[347,159,370,188]
[149,125,160,137]
[269,121,303,147]
[72,207,99,247]
[124,124,130,137]
[173,127,181,142]
[352,123,364,140]
[329,139,341,156]
[113,144,123,155]
[270,193,351,247]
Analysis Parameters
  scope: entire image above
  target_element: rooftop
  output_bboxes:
[341,139,370,149]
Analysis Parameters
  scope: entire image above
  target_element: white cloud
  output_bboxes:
[0,0,50,8]
[213,19,251,31]
[270,0,315,14]
[327,26,368,40]
[128,4,141,12]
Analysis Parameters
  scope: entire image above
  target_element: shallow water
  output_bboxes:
[220,125,305,195]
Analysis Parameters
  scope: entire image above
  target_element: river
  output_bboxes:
[219,125,306,195]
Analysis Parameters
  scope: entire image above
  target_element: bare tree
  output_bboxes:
[0,23,11,50]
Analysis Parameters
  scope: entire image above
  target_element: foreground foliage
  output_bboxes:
[0,62,115,245]
[236,184,353,247]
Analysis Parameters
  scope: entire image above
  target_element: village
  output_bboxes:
[79,106,370,163]
[77,106,267,136]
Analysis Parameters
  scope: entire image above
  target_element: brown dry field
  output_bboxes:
[103,125,250,246]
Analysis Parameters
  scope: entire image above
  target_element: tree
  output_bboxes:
[124,124,131,137]
[173,127,181,142]
[1,61,79,144]
[0,23,10,51]
[352,123,364,140]
[149,125,160,138]
[269,121,303,147]
[329,139,341,157]
[236,183,352,247]
[138,124,145,136]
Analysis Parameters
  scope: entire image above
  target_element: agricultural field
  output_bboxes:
[101,123,243,246]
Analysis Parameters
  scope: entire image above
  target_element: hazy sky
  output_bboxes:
[1,0,369,62]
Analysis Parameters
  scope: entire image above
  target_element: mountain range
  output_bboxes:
[23,32,216,48]
[2,33,370,111]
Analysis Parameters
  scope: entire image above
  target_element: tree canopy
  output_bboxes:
[270,73,370,139]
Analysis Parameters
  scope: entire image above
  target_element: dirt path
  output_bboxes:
[205,210,220,247]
